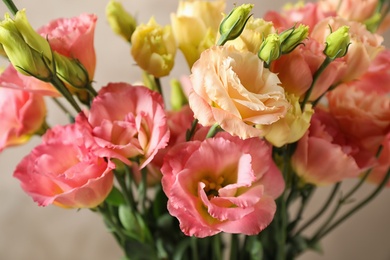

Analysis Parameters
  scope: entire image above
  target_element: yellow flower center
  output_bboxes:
[201,176,224,199]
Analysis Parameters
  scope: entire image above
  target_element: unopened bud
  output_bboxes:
[217,4,254,45]
[106,1,137,42]
[324,25,350,59]
[54,52,89,89]
[0,10,53,79]
[279,24,309,54]
[258,33,281,65]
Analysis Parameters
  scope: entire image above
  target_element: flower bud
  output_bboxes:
[0,10,53,79]
[323,25,351,59]
[258,33,281,65]
[217,4,254,45]
[106,0,136,42]
[279,24,309,54]
[131,17,176,78]
[53,52,89,89]
[170,79,188,111]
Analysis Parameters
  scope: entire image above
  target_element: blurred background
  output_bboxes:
[0,0,389,259]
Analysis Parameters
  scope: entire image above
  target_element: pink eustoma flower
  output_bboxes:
[0,86,46,151]
[87,83,170,168]
[264,2,334,32]
[13,123,114,208]
[327,84,390,153]
[291,108,374,185]
[161,132,285,237]
[40,13,97,80]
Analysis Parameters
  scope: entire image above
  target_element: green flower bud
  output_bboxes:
[279,24,309,54]
[106,0,137,43]
[324,25,351,60]
[0,10,53,79]
[217,4,254,46]
[53,52,89,89]
[170,79,188,111]
[258,33,281,65]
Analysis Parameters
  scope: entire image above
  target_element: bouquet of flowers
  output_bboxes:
[0,0,389,259]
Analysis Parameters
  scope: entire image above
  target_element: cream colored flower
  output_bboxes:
[189,45,289,139]
[171,0,225,67]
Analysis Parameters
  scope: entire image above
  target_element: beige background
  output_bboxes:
[0,0,389,259]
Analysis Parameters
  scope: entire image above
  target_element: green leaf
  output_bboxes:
[124,239,158,260]
[105,186,126,206]
[119,205,138,232]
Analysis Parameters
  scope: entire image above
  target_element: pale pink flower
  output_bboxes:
[0,87,46,151]
[270,38,346,100]
[0,14,97,96]
[318,0,378,23]
[311,16,384,82]
[189,45,289,139]
[327,84,390,153]
[161,132,285,237]
[264,2,333,32]
[13,123,114,208]
[39,13,97,81]
[87,83,170,168]
[352,49,390,94]
[291,108,373,185]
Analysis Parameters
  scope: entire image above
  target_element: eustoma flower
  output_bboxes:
[131,17,176,78]
[87,83,170,168]
[0,86,46,152]
[171,0,225,67]
[13,122,114,208]
[291,108,373,185]
[189,45,289,139]
[161,133,284,237]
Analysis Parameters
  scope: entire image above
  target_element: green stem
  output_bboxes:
[275,196,287,260]
[294,182,340,236]
[138,166,148,213]
[288,185,315,233]
[206,124,221,138]
[312,168,390,243]
[2,0,18,15]
[190,237,199,260]
[300,57,332,110]
[86,82,98,97]
[212,235,222,260]
[155,77,162,95]
[97,203,126,247]
[186,119,199,141]
[229,234,239,260]
[114,168,136,211]
[51,76,82,113]
[51,97,75,120]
